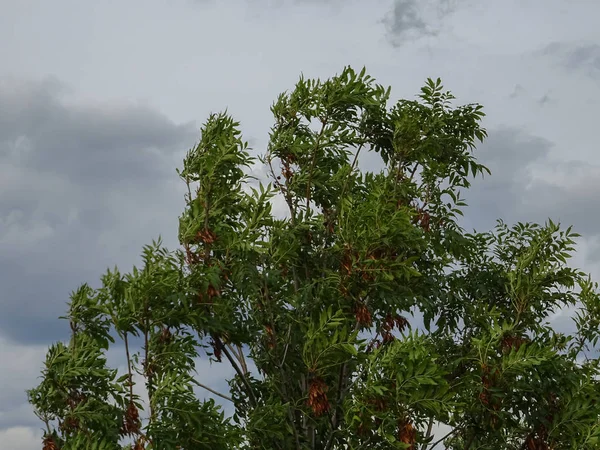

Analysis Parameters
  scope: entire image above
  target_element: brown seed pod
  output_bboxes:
[307,377,330,416]
[354,303,372,327]
[397,417,417,449]
[122,401,141,436]
[42,435,59,450]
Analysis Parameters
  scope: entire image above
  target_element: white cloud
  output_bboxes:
[0,426,41,450]
[0,337,48,429]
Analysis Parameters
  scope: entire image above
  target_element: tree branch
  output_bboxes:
[196,381,233,403]
[464,431,476,450]
[428,425,461,449]
[236,344,249,374]
[305,119,328,217]
[340,142,365,201]
[421,418,434,450]
[324,321,361,450]
[124,332,134,400]
[214,335,257,407]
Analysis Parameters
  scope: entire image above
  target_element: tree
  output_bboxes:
[28,66,600,450]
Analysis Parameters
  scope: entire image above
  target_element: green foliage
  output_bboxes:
[29,67,600,449]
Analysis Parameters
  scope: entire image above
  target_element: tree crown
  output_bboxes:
[29,66,600,450]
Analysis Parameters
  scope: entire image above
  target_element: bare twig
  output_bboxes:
[280,324,293,368]
[305,119,328,217]
[196,381,233,403]
[214,335,257,407]
[421,418,434,450]
[408,162,419,182]
[340,143,365,201]
[428,425,461,449]
[143,298,154,420]
[226,343,243,368]
[324,320,361,450]
[124,332,134,400]
[236,344,249,374]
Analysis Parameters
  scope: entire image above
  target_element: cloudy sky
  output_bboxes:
[1,0,600,447]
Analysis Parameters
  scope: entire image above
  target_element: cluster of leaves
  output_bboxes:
[29,67,600,449]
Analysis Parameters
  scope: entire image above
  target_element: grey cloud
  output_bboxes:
[564,44,600,74]
[459,127,600,336]
[539,42,600,79]
[0,78,194,186]
[509,84,526,99]
[0,77,197,344]
[523,162,600,242]
[385,0,430,37]
[463,126,600,263]
[584,239,600,264]
[462,127,552,232]
[508,85,553,105]
[538,92,552,106]
[0,338,48,430]
[383,0,457,45]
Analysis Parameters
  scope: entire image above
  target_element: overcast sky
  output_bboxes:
[2,0,600,447]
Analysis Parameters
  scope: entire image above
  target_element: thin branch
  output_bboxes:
[259,275,299,447]
[225,342,250,376]
[340,142,365,201]
[226,343,244,368]
[280,324,293,368]
[428,425,461,449]
[323,363,347,450]
[185,177,192,204]
[262,287,299,450]
[280,374,302,450]
[196,381,234,403]
[324,321,361,450]
[124,332,134,400]
[214,335,258,407]
[305,119,328,217]
[236,344,249,374]
[463,431,476,450]
[267,150,298,227]
[421,418,434,450]
[408,162,419,182]
[143,298,154,420]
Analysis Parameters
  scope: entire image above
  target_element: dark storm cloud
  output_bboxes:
[457,126,599,336]
[463,126,600,264]
[0,77,197,344]
[523,161,600,245]
[462,127,551,232]
[0,78,193,185]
